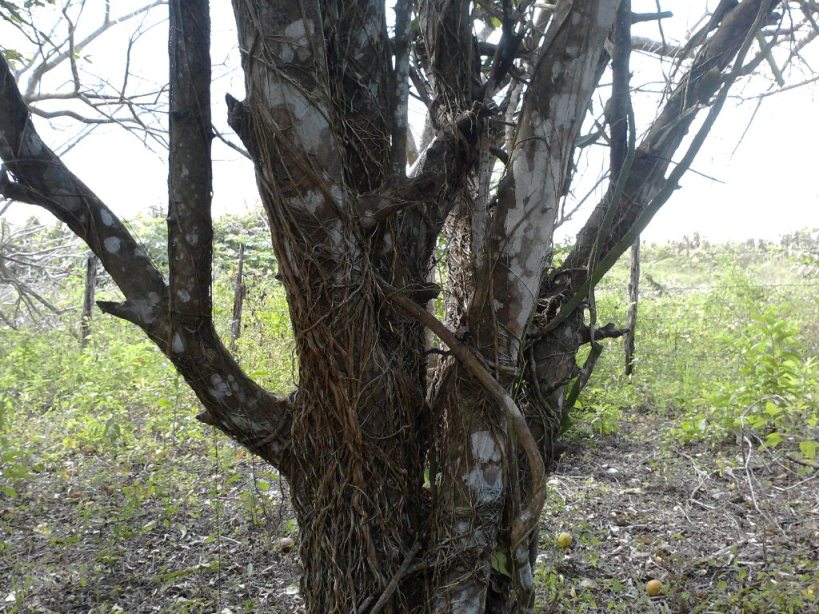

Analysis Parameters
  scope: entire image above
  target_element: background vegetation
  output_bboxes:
[1,216,817,612]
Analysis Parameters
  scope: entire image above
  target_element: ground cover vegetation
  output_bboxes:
[1,219,817,612]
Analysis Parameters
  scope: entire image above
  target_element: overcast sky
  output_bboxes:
[1,0,817,243]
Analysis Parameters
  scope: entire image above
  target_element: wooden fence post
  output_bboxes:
[229,244,246,351]
[81,254,97,347]
[624,238,640,375]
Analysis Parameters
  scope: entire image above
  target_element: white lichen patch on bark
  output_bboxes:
[128,292,161,326]
[464,433,505,506]
[100,209,114,227]
[279,20,310,63]
[171,332,184,354]
[104,237,121,254]
[301,190,325,214]
[516,544,534,589]
[266,84,331,154]
[434,584,484,613]
[470,430,502,463]
[209,373,233,399]
[464,465,504,505]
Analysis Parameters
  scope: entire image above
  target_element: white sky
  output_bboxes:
[1,1,817,243]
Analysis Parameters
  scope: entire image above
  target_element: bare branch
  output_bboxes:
[212,126,250,159]
[631,10,674,24]
[28,106,125,124]
[22,1,167,99]
[0,55,166,319]
[631,35,688,58]
[391,0,414,175]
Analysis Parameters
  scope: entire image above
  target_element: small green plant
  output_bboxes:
[0,393,33,498]
[677,308,817,458]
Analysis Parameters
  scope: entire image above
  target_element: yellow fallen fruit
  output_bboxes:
[556,532,573,548]
[645,579,663,597]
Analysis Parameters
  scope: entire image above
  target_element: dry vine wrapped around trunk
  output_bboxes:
[0,0,809,611]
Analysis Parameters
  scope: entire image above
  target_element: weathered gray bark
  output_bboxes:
[0,0,797,612]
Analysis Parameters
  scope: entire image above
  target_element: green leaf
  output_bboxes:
[764,432,783,448]
[490,549,512,578]
[799,440,817,461]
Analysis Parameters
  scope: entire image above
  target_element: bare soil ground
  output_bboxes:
[536,413,817,612]
[1,414,816,613]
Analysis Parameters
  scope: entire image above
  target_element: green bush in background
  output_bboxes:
[572,233,818,460]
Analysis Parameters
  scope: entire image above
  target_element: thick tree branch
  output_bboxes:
[0,50,294,472]
[229,0,349,259]
[387,102,486,287]
[561,0,779,291]
[168,0,213,319]
[0,56,166,320]
[479,1,619,373]
[419,0,475,120]
[323,0,393,193]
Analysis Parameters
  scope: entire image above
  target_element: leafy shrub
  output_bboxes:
[678,308,818,459]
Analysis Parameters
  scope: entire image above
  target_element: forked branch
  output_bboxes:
[0,18,294,472]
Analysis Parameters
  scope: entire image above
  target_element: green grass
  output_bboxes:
[571,236,818,460]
